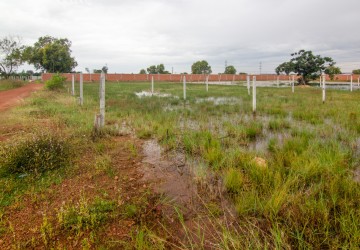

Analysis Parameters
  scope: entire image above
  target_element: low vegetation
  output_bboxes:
[0,80,359,248]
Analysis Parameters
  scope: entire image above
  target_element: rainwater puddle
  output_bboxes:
[135,91,174,98]
[140,140,197,204]
[140,139,234,220]
[196,97,241,105]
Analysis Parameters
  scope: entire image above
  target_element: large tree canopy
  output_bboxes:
[276,50,335,84]
[24,36,77,73]
[0,36,24,79]
[191,60,212,74]
[224,65,237,74]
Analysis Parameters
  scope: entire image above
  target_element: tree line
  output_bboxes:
[1,35,359,83]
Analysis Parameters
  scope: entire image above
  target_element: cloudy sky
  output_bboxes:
[1,0,359,74]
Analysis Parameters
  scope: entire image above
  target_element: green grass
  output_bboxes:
[0,79,26,91]
[1,81,359,248]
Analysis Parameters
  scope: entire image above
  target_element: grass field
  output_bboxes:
[0,81,359,248]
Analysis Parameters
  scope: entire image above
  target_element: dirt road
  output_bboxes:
[0,83,43,112]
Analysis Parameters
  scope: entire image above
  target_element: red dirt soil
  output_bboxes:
[0,84,43,112]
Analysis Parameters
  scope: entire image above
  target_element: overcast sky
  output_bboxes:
[1,0,359,74]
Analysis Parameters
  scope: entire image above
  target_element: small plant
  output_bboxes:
[40,215,54,246]
[57,196,116,234]
[0,132,71,176]
[45,73,66,90]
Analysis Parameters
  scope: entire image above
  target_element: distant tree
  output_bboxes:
[224,65,237,74]
[191,60,212,74]
[276,50,335,84]
[0,36,24,79]
[101,65,108,74]
[26,70,34,76]
[325,66,341,80]
[85,68,90,73]
[181,72,188,74]
[146,64,169,74]
[93,69,102,73]
[239,72,247,75]
[24,36,77,73]
[352,69,360,74]
[139,69,146,74]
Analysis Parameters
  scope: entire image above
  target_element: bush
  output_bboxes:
[45,74,66,90]
[0,132,71,175]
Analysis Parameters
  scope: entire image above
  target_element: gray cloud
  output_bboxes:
[1,0,359,73]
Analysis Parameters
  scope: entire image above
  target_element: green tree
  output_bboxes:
[276,50,335,84]
[191,60,212,74]
[24,36,77,73]
[146,64,169,74]
[275,62,294,75]
[101,65,108,73]
[224,65,237,74]
[352,69,360,74]
[0,36,24,79]
[139,69,146,74]
[325,66,341,80]
[93,69,102,73]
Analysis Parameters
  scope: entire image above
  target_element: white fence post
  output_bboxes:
[71,74,75,96]
[277,76,279,88]
[100,72,106,127]
[322,74,326,104]
[151,76,154,95]
[206,75,209,92]
[79,73,83,105]
[183,75,186,100]
[292,75,295,93]
[350,75,353,92]
[247,75,250,95]
[252,76,256,113]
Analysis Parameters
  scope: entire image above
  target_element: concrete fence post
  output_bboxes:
[247,75,250,95]
[71,74,75,96]
[350,75,353,92]
[100,72,106,127]
[252,76,256,113]
[151,76,154,95]
[206,75,209,92]
[79,73,83,105]
[322,74,326,104]
[183,75,186,100]
[292,75,295,93]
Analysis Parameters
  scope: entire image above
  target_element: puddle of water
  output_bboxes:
[141,140,197,204]
[140,139,235,221]
[196,97,241,105]
[135,91,173,98]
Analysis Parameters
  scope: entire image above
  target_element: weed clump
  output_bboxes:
[57,197,116,233]
[0,132,71,176]
[45,73,66,90]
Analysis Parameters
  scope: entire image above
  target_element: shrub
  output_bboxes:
[45,74,66,90]
[0,132,71,175]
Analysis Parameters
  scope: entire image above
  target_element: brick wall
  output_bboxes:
[41,73,360,82]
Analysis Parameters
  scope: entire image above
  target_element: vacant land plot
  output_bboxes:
[0,82,359,249]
